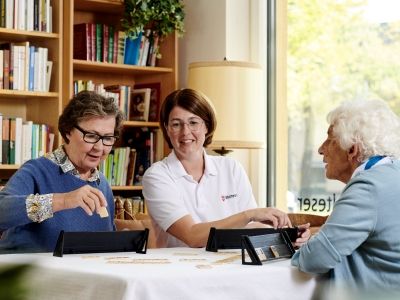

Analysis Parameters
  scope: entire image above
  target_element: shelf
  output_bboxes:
[0,164,20,170]
[75,0,124,13]
[123,121,160,128]
[73,59,173,75]
[112,185,143,191]
[0,90,59,98]
[0,28,59,42]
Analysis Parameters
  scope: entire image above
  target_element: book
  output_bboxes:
[2,48,9,89]
[28,46,35,91]
[112,29,118,63]
[95,23,103,62]
[134,82,161,122]
[0,114,2,161]
[117,31,126,64]
[8,117,15,163]
[14,117,22,164]
[129,88,151,121]
[148,34,159,67]
[45,60,52,92]
[108,25,114,63]
[73,23,90,60]
[22,120,33,163]
[126,148,137,186]
[102,24,109,63]
[0,50,3,89]
[122,128,151,185]
[1,117,8,164]
[124,32,142,65]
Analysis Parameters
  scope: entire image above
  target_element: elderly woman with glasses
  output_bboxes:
[0,91,123,253]
[143,88,310,248]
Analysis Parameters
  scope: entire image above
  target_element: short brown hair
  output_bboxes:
[59,91,123,143]
[160,88,217,149]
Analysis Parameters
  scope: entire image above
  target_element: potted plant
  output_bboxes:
[121,0,185,63]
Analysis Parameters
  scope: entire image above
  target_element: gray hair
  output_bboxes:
[327,99,400,161]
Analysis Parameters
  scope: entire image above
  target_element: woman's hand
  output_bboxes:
[53,185,107,216]
[245,208,292,228]
[293,223,311,248]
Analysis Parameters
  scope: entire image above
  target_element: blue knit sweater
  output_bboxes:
[0,157,115,253]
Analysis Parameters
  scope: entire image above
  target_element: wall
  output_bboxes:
[178,0,267,207]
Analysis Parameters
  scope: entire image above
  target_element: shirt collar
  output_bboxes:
[46,145,100,183]
[166,149,218,180]
[351,155,393,179]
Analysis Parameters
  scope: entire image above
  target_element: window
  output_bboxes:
[283,0,400,213]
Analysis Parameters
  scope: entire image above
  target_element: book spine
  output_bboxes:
[117,31,126,65]
[2,117,9,164]
[112,29,118,63]
[9,117,15,164]
[3,48,9,89]
[108,25,114,63]
[102,24,108,62]
[0,50,3,89]
[28,45,35,91]
[73,23,89,60]
[124,31,142,65]
[95,23,103,62]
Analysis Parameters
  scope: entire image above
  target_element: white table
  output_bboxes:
[0,248,316,300]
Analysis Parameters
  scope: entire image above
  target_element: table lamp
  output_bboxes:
[187,60,265,155]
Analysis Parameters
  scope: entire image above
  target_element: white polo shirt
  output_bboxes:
[142,150,257,247]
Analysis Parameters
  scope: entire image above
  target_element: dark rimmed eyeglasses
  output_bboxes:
[74,125,118,146]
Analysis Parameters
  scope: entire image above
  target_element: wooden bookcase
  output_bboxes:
[63,0,177,207]
[0,0,62,179]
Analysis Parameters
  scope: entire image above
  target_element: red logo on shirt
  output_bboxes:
[220,194,237,202]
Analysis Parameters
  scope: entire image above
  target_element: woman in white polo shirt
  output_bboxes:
[143,88,310,247]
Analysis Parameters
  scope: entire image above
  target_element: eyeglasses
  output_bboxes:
[74,125,118,146]
[168,119,204,133]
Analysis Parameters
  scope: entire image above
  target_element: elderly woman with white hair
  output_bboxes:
[291,99,400,290]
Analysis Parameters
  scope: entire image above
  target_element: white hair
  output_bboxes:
[327,99,400,161]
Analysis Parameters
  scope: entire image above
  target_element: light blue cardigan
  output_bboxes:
[292,160,400,290]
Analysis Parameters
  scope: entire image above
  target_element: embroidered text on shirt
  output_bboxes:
[220,194,238,202]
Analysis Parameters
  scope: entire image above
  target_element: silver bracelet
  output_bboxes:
[26,193,54,223]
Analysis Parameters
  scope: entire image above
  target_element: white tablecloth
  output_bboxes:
[0,248,316,300]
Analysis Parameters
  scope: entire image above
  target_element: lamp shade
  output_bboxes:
[188,61,265,149]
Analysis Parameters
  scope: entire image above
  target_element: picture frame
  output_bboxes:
[129,88,151,121]
[134,82,161,122]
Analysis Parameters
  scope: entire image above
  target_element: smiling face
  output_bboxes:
[318,125,356,184]
[64,115,116,177]
[166,106,207,161]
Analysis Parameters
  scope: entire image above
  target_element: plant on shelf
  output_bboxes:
[121,0,185,59]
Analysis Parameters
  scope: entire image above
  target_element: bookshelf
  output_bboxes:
[63,0,177,212]
[0,0,62,177]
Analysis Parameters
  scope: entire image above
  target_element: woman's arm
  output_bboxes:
[167,207,291,248]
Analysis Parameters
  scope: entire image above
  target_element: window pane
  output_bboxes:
[287,0,400,214]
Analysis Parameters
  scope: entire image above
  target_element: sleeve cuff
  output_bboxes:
[26,193,54,223]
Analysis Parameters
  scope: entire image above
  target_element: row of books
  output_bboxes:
[0,114,54,165]
[114,196,145,220]
[0,42,52,91]
[0,0,52,32]
[73,81,131,121]
[73,23,159,67]
[125,29,159,67]
[99,128,157,186]
[99,147,136,187]
[73,81,161,122]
